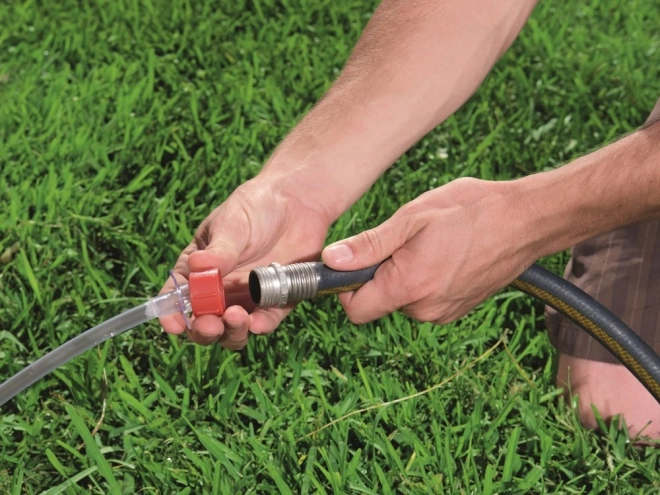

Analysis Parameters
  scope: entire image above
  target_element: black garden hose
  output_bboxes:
[511,264,660,402]
[249,261,660,402]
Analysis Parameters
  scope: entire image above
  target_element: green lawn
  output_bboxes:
[1,0,659,492]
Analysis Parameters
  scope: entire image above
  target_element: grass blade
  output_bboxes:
[65,405,121,494]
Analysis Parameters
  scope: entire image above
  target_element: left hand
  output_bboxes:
[159,176,331,349]
[322,178,537,324]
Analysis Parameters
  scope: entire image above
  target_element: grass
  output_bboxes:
[1,0,659,492]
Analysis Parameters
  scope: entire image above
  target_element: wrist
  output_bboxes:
[256,93,398,222]
[249,163,338,229]
[506,161,604,264]
[509,124,660,261]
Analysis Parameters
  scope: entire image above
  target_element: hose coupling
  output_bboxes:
[249,261,380,308]
[249,262,320,307]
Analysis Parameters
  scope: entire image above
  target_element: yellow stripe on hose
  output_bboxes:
[317,283,366,296]
[510,278,660,401]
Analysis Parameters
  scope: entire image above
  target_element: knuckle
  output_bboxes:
[173,256,190,276]
[220,338,249,351]
[341,298,371,325]
[361,228,384,257]
[193,223,210,250]
[346,311,368,325]
[453,176,479,187]
[407,306,439,323]
[407,283,427,303]
[396,276,429,308]
[394,202,429,237]
[397,200,422,217]
[433,314,454,326]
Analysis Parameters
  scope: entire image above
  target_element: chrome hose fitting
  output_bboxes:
[249,261,379,308]
[249,262,320,307]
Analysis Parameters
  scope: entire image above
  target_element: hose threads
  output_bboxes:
[249,262,320,307]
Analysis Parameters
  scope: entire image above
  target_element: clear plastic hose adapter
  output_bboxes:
[0,276,195,408]
[145,277,192,323]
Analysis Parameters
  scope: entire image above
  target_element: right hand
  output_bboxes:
[159,176,331,349]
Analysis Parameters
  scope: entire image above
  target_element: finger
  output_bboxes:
[249,307,290,335]
[160,312,188,335]
[187,249,225,272]
[201,206,250,278]
[337,256,407,323]
[217,305,251,350]
[188,314,225,345]
[322,214,409,270]
[166,242,197,285]
[164,199,249,294]
[159,270,191,335]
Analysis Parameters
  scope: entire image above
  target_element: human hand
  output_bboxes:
[160,176,331,349]
[321,178,536,324]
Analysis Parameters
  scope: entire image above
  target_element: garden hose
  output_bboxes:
[249,262,660,403]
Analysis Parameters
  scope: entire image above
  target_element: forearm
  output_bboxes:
[260,0,537,222]
[516,120,660,261]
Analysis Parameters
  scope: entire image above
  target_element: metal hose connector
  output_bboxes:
[249,262,320,307]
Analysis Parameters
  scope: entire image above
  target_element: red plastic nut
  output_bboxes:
[189,269,225,317]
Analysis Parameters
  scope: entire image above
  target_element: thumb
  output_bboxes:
[191,206,251,277]
[200,233,245,278]
[322,215,406,270]
[187,249,237,278]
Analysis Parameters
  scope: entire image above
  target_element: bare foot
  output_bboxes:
[556,353,660,441]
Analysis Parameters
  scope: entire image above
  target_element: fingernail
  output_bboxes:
[324,244,354,264]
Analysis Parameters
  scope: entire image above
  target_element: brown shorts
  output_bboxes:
[546,221,660,363]
[545,98,660,363]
